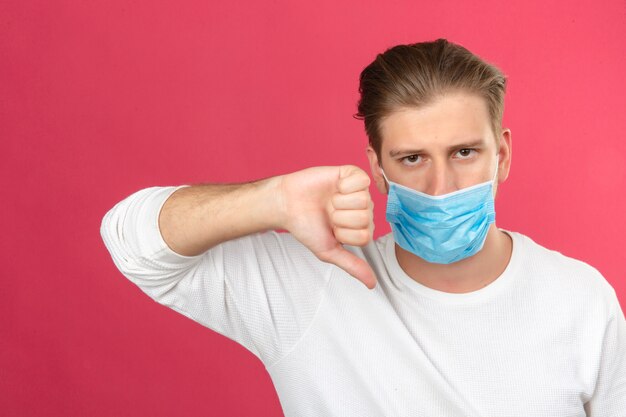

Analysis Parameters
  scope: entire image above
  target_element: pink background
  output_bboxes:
[2,0,624,416]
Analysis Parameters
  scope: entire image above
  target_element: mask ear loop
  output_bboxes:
[491,154,500,184]
[379,166,390,194]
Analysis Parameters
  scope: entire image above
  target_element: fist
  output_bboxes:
[330,166,375,248]
[279,165,377,289]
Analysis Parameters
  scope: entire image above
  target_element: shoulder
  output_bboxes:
[508,230,617,312]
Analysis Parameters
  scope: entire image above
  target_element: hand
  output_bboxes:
[279,165,377,289]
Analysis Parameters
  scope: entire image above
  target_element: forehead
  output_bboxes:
[379,92,494,152]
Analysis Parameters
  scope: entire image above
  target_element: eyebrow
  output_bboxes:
[389,139,487,158]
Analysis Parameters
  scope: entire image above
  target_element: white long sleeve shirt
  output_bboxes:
[100,185,626,417]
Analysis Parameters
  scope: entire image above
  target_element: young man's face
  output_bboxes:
[366,91,512,197]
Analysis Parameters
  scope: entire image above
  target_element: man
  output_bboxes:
[101,39,625,416]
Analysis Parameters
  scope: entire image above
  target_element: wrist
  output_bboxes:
[258,175,287,232]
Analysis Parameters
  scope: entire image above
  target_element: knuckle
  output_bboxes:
[356,229,370,245]
[357,193,369,208]
[317,251,332,263]
[359,172,371,187]
[332,226,345,240]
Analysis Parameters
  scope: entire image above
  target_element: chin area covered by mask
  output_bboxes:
[382,156,499,264]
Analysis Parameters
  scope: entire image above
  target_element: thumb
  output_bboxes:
[319,245,377,289]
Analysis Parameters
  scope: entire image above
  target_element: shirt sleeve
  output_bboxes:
[584,287,626,416]
[100,185,334,367]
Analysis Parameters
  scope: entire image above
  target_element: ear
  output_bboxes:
[497,128,512,184]
[366,145,389,194]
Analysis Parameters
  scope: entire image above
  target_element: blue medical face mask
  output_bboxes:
[381,156,499,264]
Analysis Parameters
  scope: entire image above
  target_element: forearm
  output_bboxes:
[158,176,286,256]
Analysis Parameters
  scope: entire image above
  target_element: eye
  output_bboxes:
[455,148,477,159]
[400,154,423,166]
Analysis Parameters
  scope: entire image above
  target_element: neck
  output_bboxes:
[395,225,513,294]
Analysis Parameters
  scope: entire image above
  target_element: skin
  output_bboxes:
[366,91,513,293]
[158,90,512,292]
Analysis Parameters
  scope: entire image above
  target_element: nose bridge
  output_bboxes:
[428,158,451,196]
